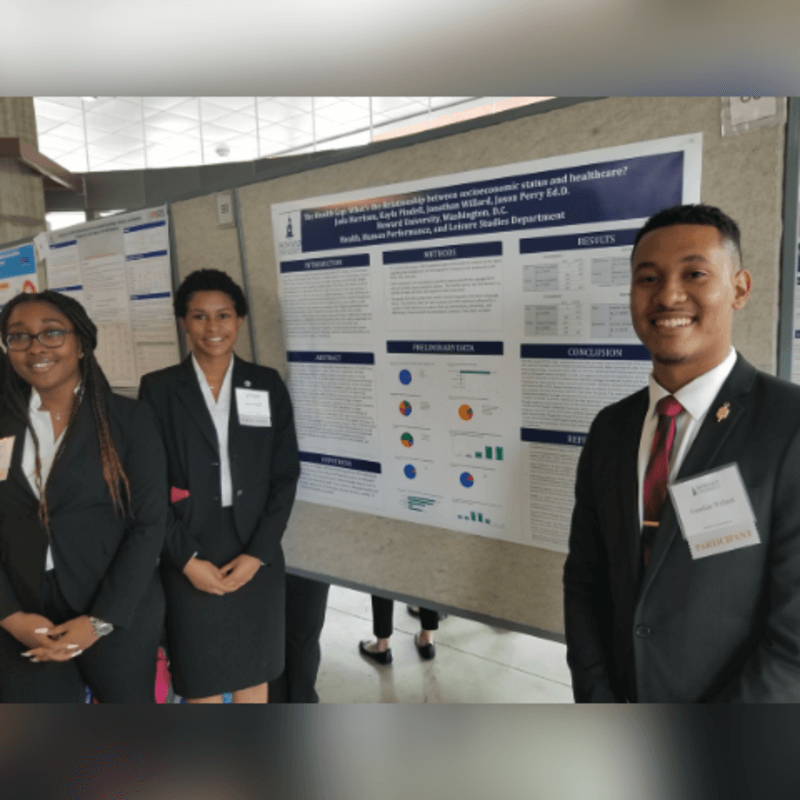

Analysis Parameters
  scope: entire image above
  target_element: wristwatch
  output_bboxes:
[89,616,114,637]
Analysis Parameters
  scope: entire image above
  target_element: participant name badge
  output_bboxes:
[668,463,760,560]
[235,388,271,427]
[0,436,14,481]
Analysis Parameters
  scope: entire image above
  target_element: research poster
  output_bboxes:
[46,206,180,388]
[0,243,38,310]
[272,134,702,552]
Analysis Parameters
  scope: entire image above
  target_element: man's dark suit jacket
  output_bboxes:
[0,391,168,629]
[564,354,800,702]
[137,355,300,573]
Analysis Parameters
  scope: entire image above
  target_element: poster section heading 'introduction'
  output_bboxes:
[45,206,180,389]
[0,243,38,309]
[271,134,702,552]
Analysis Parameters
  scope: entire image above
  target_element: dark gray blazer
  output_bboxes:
[564,354,800,702]
[0,391,167,629]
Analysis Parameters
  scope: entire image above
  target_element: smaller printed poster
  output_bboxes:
[0,243,38,310]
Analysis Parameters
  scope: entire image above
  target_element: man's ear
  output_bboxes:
[732,269,752,310]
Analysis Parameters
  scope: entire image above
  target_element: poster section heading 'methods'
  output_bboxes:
[272,134,702,551]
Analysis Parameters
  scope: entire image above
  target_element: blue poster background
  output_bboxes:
[299,151,683,253]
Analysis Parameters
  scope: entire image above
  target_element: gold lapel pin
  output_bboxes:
[716,402,731,422]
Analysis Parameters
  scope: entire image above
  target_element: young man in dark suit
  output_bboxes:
[564,204,800,702]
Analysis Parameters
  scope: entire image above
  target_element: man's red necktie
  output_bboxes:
[641,395,684,568]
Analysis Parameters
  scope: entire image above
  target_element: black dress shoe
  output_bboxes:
[359,640,393,665]
[414,634,436,660]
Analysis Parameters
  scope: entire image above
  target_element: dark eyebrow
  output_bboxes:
[633,254,711,271]
[6,318,65,330]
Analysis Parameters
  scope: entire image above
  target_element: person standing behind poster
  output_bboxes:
[139,269,300,703]
[563,204,800,702]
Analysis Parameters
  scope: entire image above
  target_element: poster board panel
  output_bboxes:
[186,97,786,636]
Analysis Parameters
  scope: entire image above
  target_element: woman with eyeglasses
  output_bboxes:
[0,290,167,702]
[139,269,300,703]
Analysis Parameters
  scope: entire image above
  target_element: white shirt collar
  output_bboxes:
[28,382,83,415]
[647,347,738,421]
[191,352,235,400]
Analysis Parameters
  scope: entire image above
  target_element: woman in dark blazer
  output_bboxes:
[0,291,167,702]
[139,269,300,703]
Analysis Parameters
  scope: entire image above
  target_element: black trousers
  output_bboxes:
[371,595,438,639]
[269,574,330,703]
[0,570,164,703]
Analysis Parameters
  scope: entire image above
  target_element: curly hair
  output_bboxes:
[633,204,743,268]
[0,291,130,534]
[173,269,248,318]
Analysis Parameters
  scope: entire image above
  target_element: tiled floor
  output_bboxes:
[316,585,574,703]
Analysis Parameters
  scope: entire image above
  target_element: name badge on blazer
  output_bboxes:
[0,436,14,481]
[236,388,271,427]
[669,463,761,560]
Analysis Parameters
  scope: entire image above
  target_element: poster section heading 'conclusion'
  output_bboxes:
[271,134,702,553]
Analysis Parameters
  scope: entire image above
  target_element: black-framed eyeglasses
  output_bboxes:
[3,329,76,351]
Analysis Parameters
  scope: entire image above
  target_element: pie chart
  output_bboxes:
[401,432,414,448]
[460,471,474,488]
[399,400,412,416]
[459,404,473,421]
[404,464,416,479]
[399,369,412,385]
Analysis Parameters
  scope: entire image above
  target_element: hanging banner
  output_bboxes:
[272,134,702,552]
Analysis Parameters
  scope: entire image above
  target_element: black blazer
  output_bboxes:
[0,391,168,629]
[564,354,800,702]
[138,355,300,571]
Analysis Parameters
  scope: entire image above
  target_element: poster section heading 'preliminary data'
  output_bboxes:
[272,134,702,552]
[45,206,180,388]
[0,243,38,309]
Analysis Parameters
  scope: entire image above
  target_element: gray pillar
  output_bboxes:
[0,98,47,248]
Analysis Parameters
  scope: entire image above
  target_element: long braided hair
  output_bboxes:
[0,291,130,535]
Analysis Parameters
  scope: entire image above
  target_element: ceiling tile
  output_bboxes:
[315,100,371,127]
[36,116,69,136]
[202,97,256,114]
[57,151,90,172]
[211,111,258,135]
[38,133,85,157]
[257,101,306,125]
[84,112,136,140]
[42,122,88,144]
[87,97,143,122]
[271,97,313,114]
[36,97,84,111]
[143,97,194,112]
[143,111,200,134]
[141,124,181,144]
[90,131,144,152]
[34,99,84,125]
[156,98,201,122]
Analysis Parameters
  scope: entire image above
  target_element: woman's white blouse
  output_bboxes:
[191,353,234,507]
[22,386,78,571]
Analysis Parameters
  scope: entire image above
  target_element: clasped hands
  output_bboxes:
[183,553,261,596]
[0,612,99,662]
